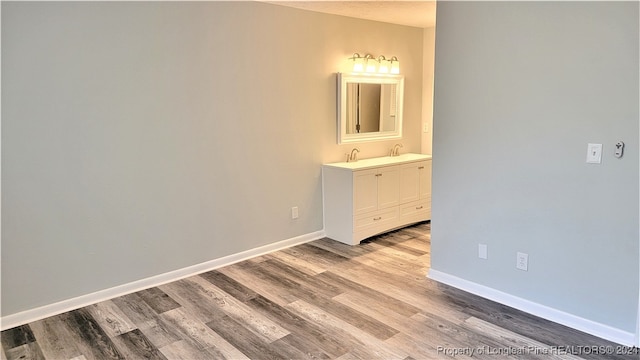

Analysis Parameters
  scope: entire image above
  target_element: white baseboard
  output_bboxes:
[1,230,326,331]
[428,269,637,347]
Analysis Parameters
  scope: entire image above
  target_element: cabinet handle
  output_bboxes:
[375,173,382,177]
[418,166,425,169]
[373,216,382,221]
[416,206,423,210]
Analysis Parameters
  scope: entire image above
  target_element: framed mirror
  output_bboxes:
[337,73,404,144]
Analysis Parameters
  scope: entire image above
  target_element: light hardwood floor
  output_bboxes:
[2,222,637,359]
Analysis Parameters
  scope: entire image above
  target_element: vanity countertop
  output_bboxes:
[324,153,432,171]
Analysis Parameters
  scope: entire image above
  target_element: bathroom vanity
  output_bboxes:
[322,153,432,245]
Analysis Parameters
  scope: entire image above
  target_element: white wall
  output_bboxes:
[1,2,423,317]
[431,1,639,340]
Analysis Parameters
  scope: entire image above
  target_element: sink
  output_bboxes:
[325,153,432,170]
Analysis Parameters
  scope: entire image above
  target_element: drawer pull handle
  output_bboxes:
[416,206,423,209]
[373,216,382,221]
[418,166,425,169]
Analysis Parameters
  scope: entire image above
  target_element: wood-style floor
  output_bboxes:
[2,222,636,360]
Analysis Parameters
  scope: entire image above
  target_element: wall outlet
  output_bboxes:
[291,206,299,219]
[423,123,429,133]
[478,244,488,259]
[516,252,528,271]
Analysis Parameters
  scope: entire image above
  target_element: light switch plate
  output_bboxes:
[586,143,602,164]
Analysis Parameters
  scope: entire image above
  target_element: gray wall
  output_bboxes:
[431,2,638,332]
[1,2,423,316]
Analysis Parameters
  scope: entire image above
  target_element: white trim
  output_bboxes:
[428,269,636,347]
[0,230,325,331]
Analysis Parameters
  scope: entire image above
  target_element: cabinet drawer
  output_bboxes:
[400,199,429,219]
[354,208,399,233]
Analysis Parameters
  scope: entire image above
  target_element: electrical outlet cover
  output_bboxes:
[516,252,528,271]
[478,244,488,259]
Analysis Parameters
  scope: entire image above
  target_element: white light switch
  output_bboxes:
[586,143,602,164]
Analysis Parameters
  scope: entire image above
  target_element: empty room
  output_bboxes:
[2,1,639,359]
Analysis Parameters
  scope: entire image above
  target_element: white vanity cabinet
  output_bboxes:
[323,153,432,245]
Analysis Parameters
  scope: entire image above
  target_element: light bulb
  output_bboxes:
[390,56,400,74]
[349,53,364,72]
[377,56,389,73]
[365,58,377,73]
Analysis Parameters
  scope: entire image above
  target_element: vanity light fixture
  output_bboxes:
[347,53,400,75]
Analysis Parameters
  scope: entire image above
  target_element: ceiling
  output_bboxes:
[264,1,437,28]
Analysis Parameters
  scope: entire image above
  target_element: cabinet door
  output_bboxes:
[419,160,432,200]
[353,169,379,215]
[376,166,400,209]
[399,163,421,203]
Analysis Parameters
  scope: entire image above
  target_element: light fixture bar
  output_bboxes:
[346,53,400,75]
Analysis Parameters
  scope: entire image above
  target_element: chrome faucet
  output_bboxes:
[347,148,360,162]
[391,143,403,156]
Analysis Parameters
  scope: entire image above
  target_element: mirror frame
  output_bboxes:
[337,73,404,144]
